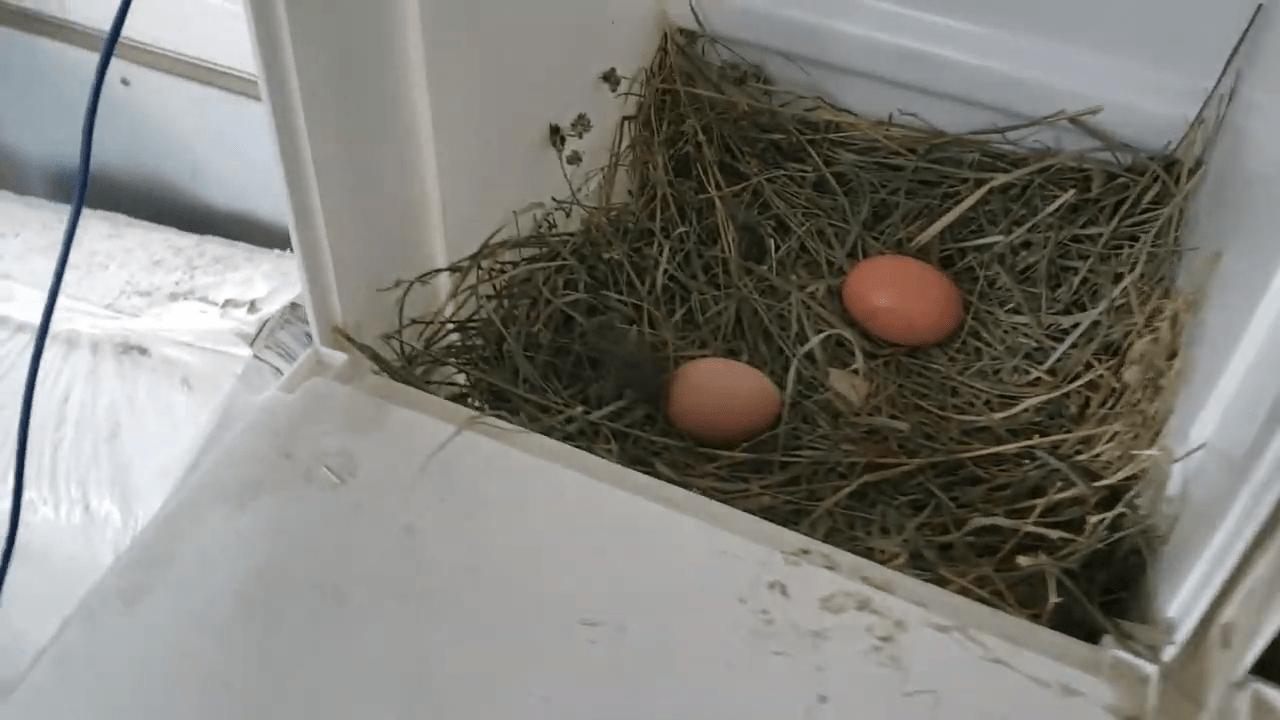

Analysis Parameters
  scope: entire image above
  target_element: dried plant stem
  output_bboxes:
[356,30,1199,643]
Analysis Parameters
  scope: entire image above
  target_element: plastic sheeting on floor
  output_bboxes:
[0,189,298,690]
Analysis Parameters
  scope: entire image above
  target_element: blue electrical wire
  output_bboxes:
[1,0,135,601]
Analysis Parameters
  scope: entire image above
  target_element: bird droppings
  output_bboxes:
[868,617,901,643]
[931,622,995,656]
[816,694,829,705]
[902,689,942,717]
[819,590,873,615]
[859,574,894,595]
[925,621,956,634]
[982,654,1054,690]
[1218,621,1234,650]
[801,548,841,571]
[903,689,939,700]
[766,579,790,598]
[783,547,841,571]
[117,342,152,358]
[870,640,905,672]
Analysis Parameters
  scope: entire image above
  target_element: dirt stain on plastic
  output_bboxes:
[766,579,790,598]
[818,590,872,615]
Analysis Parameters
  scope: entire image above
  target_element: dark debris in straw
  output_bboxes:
[349,30,1204,644]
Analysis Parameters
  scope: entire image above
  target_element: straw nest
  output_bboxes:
[351,30,1203,642]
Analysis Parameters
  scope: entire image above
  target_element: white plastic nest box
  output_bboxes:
[9,1,1280,718]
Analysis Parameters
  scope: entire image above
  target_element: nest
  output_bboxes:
[352,30,1203,642]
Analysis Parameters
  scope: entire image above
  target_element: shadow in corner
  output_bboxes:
[0,143,291,251]
[1255,634,1280,685]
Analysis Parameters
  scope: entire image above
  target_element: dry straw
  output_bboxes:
[350,30,1202,642]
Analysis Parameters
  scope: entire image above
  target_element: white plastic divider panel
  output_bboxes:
[245,0,446,347]
[1251,682,1280,720]
[3,375,1153,719]
[1165,501,1280,717]
[247,0,1275,659]
[1151,3,1280,657]
[1226,681,1280,720]
[245,0,664,346]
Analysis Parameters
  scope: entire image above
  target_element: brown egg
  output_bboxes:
[666,357,782,446]
[841,254,964,346]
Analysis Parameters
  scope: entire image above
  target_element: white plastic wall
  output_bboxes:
[1152,4,1280,654]
[667,0,1261,150]
[246,0,664,346]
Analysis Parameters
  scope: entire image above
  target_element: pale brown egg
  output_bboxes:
[841,254,964,347]
[666,357,782,446]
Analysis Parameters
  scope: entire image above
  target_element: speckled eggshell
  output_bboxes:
[841,254,964,347]
[666,357,782,446]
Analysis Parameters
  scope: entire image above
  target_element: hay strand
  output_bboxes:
[355,30,1198,643]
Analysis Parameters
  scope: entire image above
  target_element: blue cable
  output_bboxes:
[1,0,135,601]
